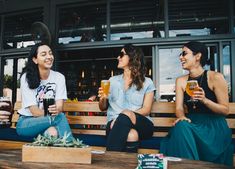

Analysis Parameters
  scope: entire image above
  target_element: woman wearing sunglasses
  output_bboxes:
[99,44,155,152]
[160,41,233,166]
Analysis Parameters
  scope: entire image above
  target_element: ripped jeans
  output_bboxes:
[16,113,73,141]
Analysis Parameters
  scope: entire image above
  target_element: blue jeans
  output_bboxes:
[16,113,73,141]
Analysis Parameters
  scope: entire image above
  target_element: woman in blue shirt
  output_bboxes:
[99,44,155,152]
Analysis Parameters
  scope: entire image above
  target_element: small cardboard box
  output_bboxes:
[22,145,92,164]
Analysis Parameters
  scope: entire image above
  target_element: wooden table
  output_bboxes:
[0,149,233,169]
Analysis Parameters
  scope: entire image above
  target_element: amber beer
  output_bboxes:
[101,80,110,96]
[0,97,12,127]
[43,97,55,116]
[186,80,199,97]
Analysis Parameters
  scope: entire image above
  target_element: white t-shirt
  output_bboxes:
[18,70,67,116]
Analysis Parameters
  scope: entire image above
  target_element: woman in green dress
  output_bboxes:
[160,41,233,166]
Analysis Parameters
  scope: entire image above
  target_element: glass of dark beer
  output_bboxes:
[0,97,12,128]
[43,96,55,116]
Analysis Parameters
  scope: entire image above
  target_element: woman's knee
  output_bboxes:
[172,120,191,136]
[121,110,136,124]
[127,129,139,142]
[44,126,58,137]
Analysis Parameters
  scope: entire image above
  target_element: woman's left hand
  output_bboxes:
[193,87,207,104]
[48,104,59,116]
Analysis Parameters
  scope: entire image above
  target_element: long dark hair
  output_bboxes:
[123,44,146,90]
[23,43,45,89]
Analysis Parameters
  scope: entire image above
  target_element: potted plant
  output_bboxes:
[22,133,91,164]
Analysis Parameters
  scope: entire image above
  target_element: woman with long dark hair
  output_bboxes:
[16,43,73,141]
[160,41,233,166]
[99,44,155,152]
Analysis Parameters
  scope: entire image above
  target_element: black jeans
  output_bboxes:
[106,112,154,152]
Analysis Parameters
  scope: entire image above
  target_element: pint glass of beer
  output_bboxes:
[185,80,199,102]
[43,96,55,116]
[0,97,12,128]
[101,80,110,96]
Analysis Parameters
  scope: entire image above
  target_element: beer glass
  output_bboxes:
[43,96,55,116]
[101,80,110,96]
[0,97,12,127]
[185,80,199,108]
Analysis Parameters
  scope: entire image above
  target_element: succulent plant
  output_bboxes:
[27,132,88,148]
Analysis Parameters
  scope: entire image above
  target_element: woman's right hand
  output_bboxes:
[173,116,191,126]
[98,87,108,100]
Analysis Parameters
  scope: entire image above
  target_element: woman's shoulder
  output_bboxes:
[144,77,154,84]
[207,70,225,82]
[109,74,122,82]
[176,74,188,83]
[50,70,65,79]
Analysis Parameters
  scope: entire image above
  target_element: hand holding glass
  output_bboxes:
[0,97,12,127]
[43,97,55,116]
[101,80,110,96]
[185,80,199,106]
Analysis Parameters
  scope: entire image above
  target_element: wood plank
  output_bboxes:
[151,102,175,113]
[67,116,107,125]
[229,103,235,114]
[227,119,235,129]
[0,140,27,149]
[63,101,103,112]
[152,117,175,127]
[72,129,106,135]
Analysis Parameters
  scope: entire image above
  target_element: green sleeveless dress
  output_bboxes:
[160,70,233,166]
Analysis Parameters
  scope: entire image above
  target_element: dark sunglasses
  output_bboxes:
[119,51,127,58]
[179,51,187,57]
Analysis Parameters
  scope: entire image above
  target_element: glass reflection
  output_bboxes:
[168,0,229,37]
[58,1,106,44]
[110,0,164,40]
[3,10,43,49]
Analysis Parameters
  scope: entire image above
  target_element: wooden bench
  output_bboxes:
[1,101,235,155]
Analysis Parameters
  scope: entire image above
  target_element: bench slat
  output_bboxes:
[152,117,175,127]
[67,116,107,125]
[72,129,106,135]
[64,102,102,112]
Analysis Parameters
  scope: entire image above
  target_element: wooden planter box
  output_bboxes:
[22,145,92,164]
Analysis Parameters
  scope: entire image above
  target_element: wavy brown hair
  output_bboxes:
[123,44,146,90]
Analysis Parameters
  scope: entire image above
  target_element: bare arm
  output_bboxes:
[175,77,186,118]
[29,99,64,117]
[174,76,191,125]
[194,72,229,116]
[29,105,44,117]
[135,91,154,116]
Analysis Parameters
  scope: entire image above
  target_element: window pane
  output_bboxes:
[17,58,27,101]
[159,48,185,102]
[168,0,229,37]
[223,44,231,101]
[58,1,107,44]
[3,10,43,49]
[234,0,235,33]
[110,0,164,40]
[3,59,13,101]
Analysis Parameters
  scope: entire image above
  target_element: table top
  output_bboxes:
[0,149,233,169]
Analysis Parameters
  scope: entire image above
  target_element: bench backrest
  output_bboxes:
[12,101,235,138]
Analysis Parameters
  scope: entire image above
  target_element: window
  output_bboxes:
[3,10,43,49]
[110,0,164,40]
[168,0,229,37]
[58,1,107,44]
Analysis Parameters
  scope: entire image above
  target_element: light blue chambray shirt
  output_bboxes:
[107,74,156,122]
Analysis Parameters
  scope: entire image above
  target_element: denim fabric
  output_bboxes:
[16,113,73,141]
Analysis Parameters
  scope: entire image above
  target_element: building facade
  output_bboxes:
[0,0,235,103]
